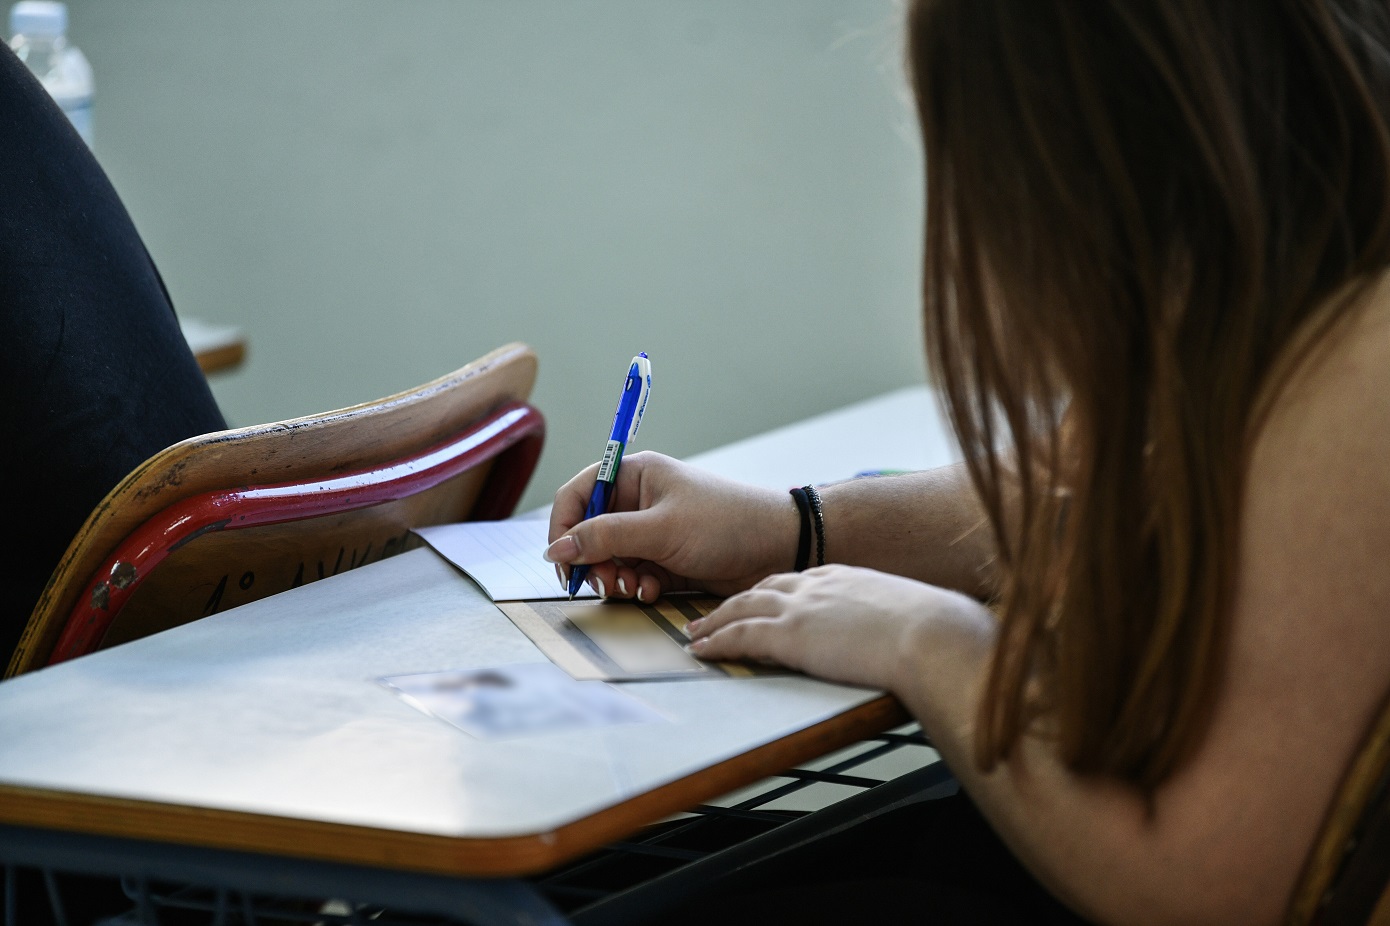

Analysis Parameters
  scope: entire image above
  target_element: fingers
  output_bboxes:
[548,451,673,543]
[545,509,670,567]
[582,562,679,602]
[634,572,662,603]
[549,461,601,544]
[633,562,681,601]
[578,560,619,598]
[551,557,675,602]
[753,571,803,592]
[606,450,664,512]
[685,588,788,641]
[600,562,645,600]
[717,588,792,623]
[687,616,789,664]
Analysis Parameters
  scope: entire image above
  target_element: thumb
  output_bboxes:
[545,509,672,566]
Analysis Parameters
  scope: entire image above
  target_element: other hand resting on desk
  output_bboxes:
[545,451,1001,691]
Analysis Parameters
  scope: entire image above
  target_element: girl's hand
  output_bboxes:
[684,564,982,692]
[546,452,799,601]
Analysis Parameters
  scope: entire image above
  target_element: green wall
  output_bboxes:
[62,0,926,509]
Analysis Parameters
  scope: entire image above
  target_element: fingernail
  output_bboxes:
[593,575,607,598]
[685,639,708,654]
[683,618,703,638]
[554,563,565,589]
[617,576,629,596]
[544,535,579,563]
[636,584,648,603]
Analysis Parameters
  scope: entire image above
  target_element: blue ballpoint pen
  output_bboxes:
[568,352,652,599]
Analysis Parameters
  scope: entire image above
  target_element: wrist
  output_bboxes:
[743,484,805,580]
[891,588,996,704]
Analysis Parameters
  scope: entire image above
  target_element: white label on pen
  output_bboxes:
[597,440,624,483]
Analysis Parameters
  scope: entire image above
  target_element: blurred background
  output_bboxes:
[52,0,926,509]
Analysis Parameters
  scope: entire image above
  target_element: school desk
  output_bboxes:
[180,316,247,375]
[0,385,961,925]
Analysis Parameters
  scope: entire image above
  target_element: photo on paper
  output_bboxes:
[379,662,665,740]
[496,595,787,682]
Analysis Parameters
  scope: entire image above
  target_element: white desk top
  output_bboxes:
[0,385,957,866]
[178,316,244,356]
[0,549,883,839]
[689,385,958,487]
[179,316,247,375]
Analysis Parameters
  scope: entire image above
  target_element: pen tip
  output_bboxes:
[568,591,576,601]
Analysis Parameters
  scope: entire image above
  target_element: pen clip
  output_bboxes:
[627,354,652,443]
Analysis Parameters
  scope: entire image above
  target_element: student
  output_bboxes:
[0,44,225,662]
[546,2,1390,922]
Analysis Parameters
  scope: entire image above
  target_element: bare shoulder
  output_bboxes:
[1245,276,1390,623]
[1148,279,1390,923]
[1257,275,1390,480]
[1233,273,1390,758]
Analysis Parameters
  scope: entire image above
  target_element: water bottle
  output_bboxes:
[8,1,93,146]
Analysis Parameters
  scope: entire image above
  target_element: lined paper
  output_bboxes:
[413,520,599,601]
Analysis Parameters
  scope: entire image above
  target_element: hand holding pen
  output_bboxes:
[564,353,651,598]
[546,452,802,605]
[546,352,802,601]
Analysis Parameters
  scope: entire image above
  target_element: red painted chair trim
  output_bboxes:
[49,402,545,666]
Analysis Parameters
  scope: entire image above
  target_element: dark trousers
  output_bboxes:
[0,43,226,665]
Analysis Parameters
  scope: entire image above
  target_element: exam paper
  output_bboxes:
[413,519,599,601]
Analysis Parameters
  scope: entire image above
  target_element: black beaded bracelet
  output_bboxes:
[789,487,813,572]
[804,484,826,567]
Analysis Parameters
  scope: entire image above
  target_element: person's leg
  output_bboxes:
[0,44,226,666]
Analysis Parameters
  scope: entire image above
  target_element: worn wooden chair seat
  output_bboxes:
[5,342,543,679]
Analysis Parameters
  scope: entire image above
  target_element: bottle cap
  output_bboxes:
[9,1,67,39]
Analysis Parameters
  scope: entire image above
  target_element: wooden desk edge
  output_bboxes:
[0,695,909,878]
[195,341,247,375]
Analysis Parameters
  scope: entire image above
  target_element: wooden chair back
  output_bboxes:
[5,343,543,679]
[1288,689,1390,925]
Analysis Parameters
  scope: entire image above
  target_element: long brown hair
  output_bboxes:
[908,0,1390,789]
